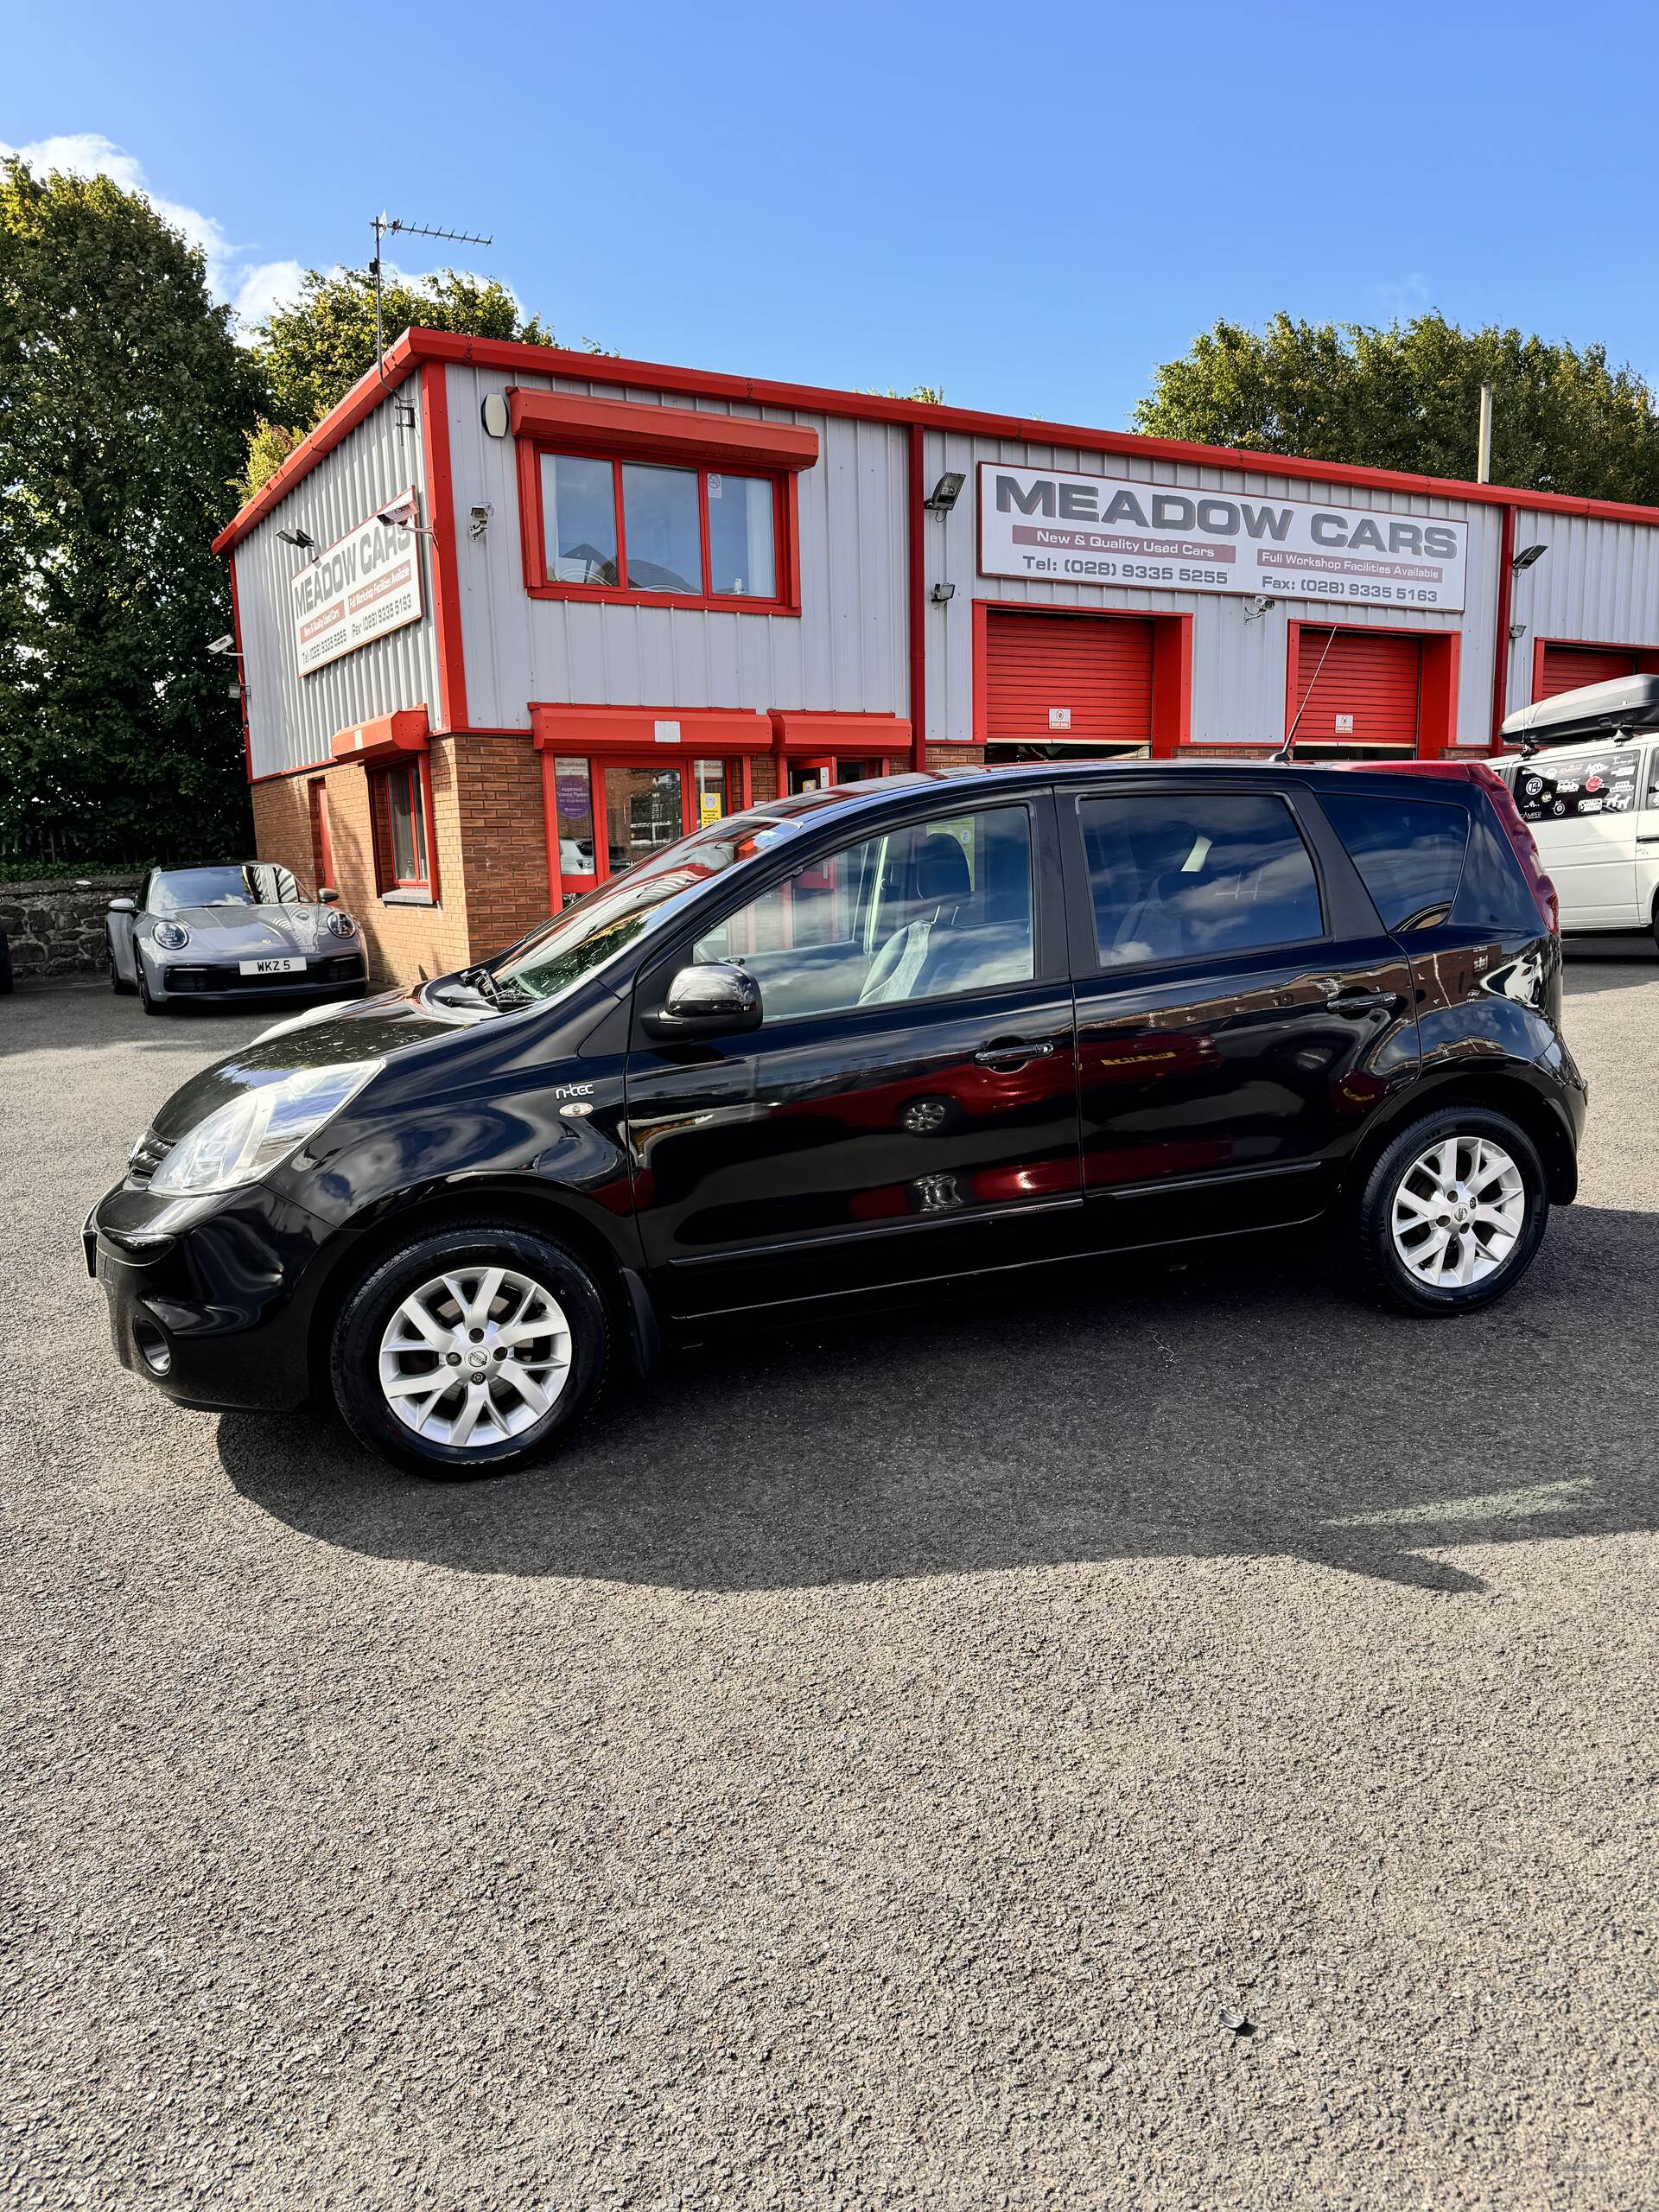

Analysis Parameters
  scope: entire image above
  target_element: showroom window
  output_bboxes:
[692,805,1035,1023]
[537,451,783,607]
[1080,793,1324,966]
[372,760,431,894]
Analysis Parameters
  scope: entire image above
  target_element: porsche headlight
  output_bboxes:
[153,921,190,950]
[149,1062,380,1197]
[324,908,359,938]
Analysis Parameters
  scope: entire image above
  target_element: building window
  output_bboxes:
[373,760,430,893]
[535,450,785,608]
[308,777,335,892]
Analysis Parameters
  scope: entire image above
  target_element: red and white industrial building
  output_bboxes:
[218,328,1659,984]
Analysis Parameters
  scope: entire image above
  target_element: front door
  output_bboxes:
[1061,781,1420,1249]
[626,792,1081,1320]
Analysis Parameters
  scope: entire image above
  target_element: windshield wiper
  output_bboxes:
[454,963,535,1011]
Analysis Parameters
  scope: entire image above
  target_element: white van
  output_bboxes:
[1496,675,1659,944]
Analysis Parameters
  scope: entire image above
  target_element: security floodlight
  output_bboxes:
[925,472,965,512]
[276,526,315,550]
[930,582,956,603]
[1512,543,1548,573]
[206,633,236,655]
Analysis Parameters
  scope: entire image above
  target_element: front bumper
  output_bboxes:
[153,952,368,1002]
[85,1180,332,1412]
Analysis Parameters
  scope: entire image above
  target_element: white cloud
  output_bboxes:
[1375,272,1432,322]
[0,130,308,331]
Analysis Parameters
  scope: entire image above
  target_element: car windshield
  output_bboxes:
[490,810,804,1003]
[149,864,301,912]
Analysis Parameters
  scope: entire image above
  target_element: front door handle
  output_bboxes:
[974,1038,1058,1068]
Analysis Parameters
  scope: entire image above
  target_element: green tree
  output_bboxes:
[240,266,594,498]
[1133,312,1659,504]
[0,156,262,866]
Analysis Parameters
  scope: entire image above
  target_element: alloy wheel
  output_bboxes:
[1390,1135,1526,1290]
[377,1265,572,1448]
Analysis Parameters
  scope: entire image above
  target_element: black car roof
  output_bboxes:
[747,754,1471,827]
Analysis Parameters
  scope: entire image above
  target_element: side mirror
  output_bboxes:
[318,887,340,905]
[643,962,762,1041]
[107,897,137,916]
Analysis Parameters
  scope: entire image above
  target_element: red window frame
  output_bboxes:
[543,753,753,908]
[372,757,436,895]
[518,441,800,615]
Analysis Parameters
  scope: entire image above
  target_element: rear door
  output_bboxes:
[1511,746,1641,927]
[1059,777,1421,1249]
[625,790,1083,1320]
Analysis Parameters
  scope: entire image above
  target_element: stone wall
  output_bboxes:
[0,874,142,981]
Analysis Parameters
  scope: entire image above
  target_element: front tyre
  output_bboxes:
[330,1224,609,1477]
[1357,1107,1548,1317]
[137,962,165,1016]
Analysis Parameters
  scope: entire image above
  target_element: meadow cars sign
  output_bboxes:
[290,490,424,676]
[978,463,1468,613]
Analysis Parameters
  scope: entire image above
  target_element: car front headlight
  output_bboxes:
[153,921,190,950]
[324,908,359,938]
[149,1062,380,1197]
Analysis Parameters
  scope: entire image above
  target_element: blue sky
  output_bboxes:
[7,0,1658,427]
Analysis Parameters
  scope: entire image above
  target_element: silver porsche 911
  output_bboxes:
[105,862,369,1015]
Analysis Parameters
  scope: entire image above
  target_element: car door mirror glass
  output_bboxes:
[318,887,340,905]
[645,962,764,1039]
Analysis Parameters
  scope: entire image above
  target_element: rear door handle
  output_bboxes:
[1327,988,1402,1015]
[974,1038,1058,1067]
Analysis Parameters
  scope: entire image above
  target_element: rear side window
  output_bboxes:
[1319,792,1470,931]
[1514,750,1640,822]
[1079,793,1323,967]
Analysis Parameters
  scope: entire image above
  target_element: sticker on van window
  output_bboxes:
[1516,751,1640,823]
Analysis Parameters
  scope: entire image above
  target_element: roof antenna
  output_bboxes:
[1269,626,1341,763]
[371,213,494,386]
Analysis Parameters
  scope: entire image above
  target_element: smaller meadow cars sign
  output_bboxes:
[978,463,1468,613]
[290,490,424,677]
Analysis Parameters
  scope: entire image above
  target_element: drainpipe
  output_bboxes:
[907,425,927,772]
[1489,499,1516,750]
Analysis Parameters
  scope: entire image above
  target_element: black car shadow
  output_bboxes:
[219,1201,1657,1597]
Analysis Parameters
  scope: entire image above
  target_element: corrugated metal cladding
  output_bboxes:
[984,611,1154,747]
[1499,507,1659,721]
[920,429,1503,746]
[1294,629,1421,746]
[235,401,440,779]
[443,363,910,730]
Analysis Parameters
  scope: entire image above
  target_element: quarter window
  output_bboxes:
[694,805,1035,1022]
[1319,793,1470,931]
[536,449,781,605]
[1080,793,1323,966]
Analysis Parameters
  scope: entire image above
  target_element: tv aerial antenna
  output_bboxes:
[370,213,494,383]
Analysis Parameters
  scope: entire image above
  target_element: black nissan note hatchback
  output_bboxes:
[87,761,1586,1477]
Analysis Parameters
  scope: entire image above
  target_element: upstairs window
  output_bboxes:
[537,452,782,608]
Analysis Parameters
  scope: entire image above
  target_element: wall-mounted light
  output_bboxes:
[1509,622,1528,642]
[1512,543,1548,573]
[480,392,511,439]
[276,526,315,550]
[930,582,956,604]
[924,472,965,512]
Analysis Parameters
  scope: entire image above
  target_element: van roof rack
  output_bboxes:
[1501,671,1659,748]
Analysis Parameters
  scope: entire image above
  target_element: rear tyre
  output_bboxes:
[330,1223,610,1477]
[0,932,12,996]
[109,940,133,994]
[1357,1106,1548,1317]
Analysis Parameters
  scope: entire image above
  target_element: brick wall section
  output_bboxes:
[450,737,550,959]
[925,746,986,770]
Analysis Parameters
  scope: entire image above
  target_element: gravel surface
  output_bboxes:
[3,964,1658,2210]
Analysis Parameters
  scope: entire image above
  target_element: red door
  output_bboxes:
[1538,644,1639,699]
[984,610,1154,749]
[1294,628,1421,747]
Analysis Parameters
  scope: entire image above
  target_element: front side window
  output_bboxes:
[1319,793,1470,931]
[537,449,780,604]
[1081,792,1323,967]
[693,805,1035,1023]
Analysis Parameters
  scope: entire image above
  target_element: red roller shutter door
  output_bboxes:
[984,611,1154,747]
[1294,627,1421,747]
[1538,644,1638,698]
